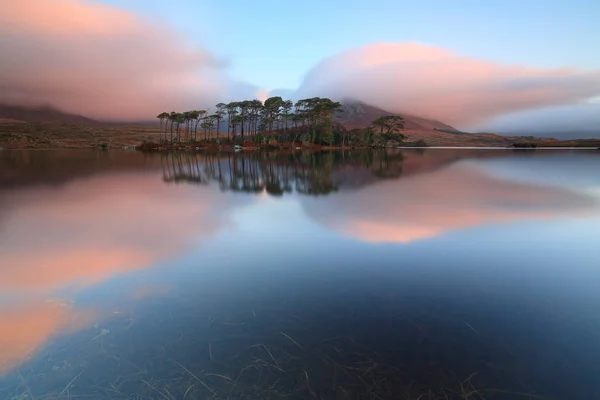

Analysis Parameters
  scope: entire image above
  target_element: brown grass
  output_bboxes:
[1,120,598,150]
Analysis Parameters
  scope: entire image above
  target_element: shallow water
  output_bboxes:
[1,149,600,399]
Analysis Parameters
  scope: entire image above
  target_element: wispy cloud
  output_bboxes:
[293,42,600,130]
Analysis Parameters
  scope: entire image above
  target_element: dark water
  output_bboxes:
[1,149,599,400]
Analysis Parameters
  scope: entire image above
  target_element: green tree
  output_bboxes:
[200,119,213,141]
[181,111,192,141]
[321,119,335,146]
[226,102,239,142]
[193,110,207,141]
[172,113,185,143]
[157,112,169,142]
[168,111,178,143]
[185,110,200,142]
[207,115,218,140]
[237,100,253,140]
[372,115,405,135]
[363,127,375,146]
[215,103,227,138]
[264,96,283,132]
[282,100,293,132]
[249,100,263,136]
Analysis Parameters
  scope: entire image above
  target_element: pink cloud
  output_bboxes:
[0,0,253,121]
[296,42,600,128]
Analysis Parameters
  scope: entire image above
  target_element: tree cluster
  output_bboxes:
[157,97,406,147]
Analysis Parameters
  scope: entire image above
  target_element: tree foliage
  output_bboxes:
[157,98,405,147]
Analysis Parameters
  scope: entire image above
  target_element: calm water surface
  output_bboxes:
[1,149,599,399]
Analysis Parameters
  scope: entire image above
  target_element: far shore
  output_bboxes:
[1,120,599,151]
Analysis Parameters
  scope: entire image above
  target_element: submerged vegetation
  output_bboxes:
[1,270,557,400]
[153,97,408,150]
[2,150,597,399]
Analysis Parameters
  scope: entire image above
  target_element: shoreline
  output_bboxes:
[1,145,598,152]
[2,121,599,151]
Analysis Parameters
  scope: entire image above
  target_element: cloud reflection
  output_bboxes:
[0,167,251,375]
[302,160,599,244]
[0,171,237,294]
[0,300,97,375]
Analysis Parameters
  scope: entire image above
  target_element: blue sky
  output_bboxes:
[99,0,599,91]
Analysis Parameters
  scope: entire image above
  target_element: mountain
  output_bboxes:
[336,100,460,132]
[0,104,97,124]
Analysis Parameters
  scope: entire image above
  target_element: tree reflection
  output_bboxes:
[160,150,405,196]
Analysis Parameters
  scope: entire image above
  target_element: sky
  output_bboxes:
[0,0,599,135]
[99,0,600,90]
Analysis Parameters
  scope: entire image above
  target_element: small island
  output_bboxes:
[141,97,412,152]
[1,99,599,150]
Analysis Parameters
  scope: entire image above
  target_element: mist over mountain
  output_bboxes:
[0,103,97,124]
[336,100,460,132]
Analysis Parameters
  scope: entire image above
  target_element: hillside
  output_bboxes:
[335,101,565,146]
[337,101,460,132]
[0,104,97,124]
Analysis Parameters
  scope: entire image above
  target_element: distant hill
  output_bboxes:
[0,104,97,124]
[497,130,600,140]
[336,100,460,132]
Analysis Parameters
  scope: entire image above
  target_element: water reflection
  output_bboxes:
[160,150,599,243]
[1,149,600,399]
[0,301,97,375]
[0,173,232,294]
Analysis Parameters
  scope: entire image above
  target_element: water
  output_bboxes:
[1,149,599,399]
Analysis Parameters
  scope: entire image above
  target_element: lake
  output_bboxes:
[1,149,599,399]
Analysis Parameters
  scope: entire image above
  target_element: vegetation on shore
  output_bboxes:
[153,97,408,150]
[511,142,539,148]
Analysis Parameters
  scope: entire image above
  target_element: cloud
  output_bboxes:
[0,0,256,121]
[294,42,600,130]
[477,103,600,137]
[301,154,600,244]
[2,1,598,133]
